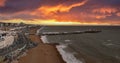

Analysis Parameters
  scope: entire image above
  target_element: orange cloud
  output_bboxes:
[92,7,117,14]
[92,7,118,19]
[116,12,120,16]
[32,0,87,15]
[30,0,88,23]
[95,15,106,19]
[94,14,112,19]
[0,0,6,7]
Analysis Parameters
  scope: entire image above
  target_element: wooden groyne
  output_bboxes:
[39,30,101,36]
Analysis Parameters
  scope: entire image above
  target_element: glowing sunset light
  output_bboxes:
[0,0,6,7]
[38,0,87,15]
[0,0,120,25]
[0,19,112,26]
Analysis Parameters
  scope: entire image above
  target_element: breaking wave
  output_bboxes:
[41,36,49,43]
[56,45,83,63]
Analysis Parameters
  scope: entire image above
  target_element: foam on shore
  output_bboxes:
[56,45,83,63]
[41,36,49,43]
[41,36,83,63]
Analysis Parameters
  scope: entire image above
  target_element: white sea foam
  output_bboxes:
[103,42,114,46]
[65,39,71,42]
[41,36,49,43]
[56,45,83,63]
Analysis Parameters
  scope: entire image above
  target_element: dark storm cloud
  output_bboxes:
[1,0,119,14]
[0,0,120,25]
[0,0,85,13]
[0,0,41,13]
[40,0,84,6]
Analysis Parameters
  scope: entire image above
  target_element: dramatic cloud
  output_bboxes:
[39,0,87,15]
[92,7,117,14]
[0,0,6,7]
[0,0,41,13]
[116,12,120,16]
[0,0,120,25]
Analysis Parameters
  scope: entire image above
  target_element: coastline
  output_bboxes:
[19,27,66,63]
[39,27,104,63]
[41,35,83,63]
[11,26,102,63]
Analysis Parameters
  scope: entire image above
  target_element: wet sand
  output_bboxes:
[19,27,65,63]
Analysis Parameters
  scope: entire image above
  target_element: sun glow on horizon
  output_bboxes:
[0,19,113,25]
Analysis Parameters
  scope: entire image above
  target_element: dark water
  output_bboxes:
[40,26,120,63]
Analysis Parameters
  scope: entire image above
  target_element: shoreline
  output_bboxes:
[13,26,102,63]
[41,35,83,63]
[19,27,66,63]
[39,28,104,63]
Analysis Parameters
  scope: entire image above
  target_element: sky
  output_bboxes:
[0,0,120,25]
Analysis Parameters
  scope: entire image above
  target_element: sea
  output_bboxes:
[39,26,120,63]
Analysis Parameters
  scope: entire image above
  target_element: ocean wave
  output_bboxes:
[41,36,49,43]
[56,45,83,63]
[41,35,83,63]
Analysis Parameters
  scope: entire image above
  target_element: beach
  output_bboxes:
[12,26,120,63]
[19,27,65,63]
[18,26,103,63]
[40,26,120,63]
